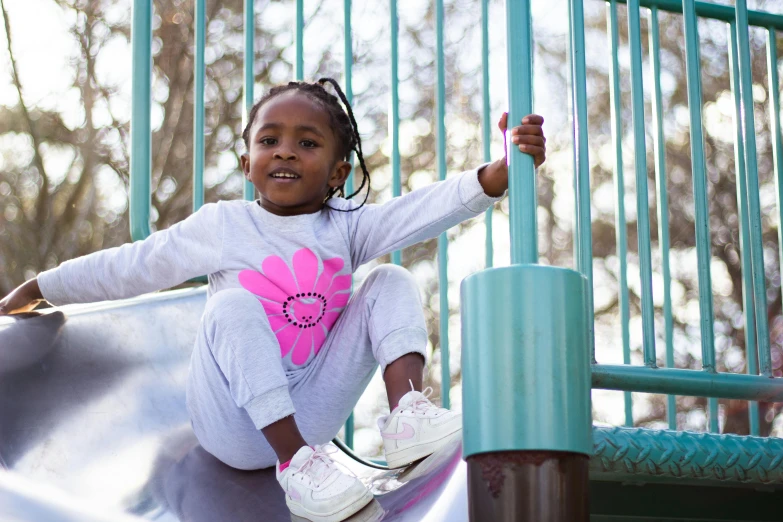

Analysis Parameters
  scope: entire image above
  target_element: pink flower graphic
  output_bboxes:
[238,248,351,365]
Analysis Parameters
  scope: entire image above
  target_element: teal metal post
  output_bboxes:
[130,0,152,242]
[508,0,537,265]
[342,0,354,450]
[344,0,354,196]
[569,0,595,361]
[295,0,304,81]
[607,0,632,427]
[628,0,657,368]
[735,0,772,377]
[649,6,676,430]
[193,0,205,212]
[435,0,450,410]
[390,0,401,267]
[482,0,493,269]
[768,28,783,376]
[462,1,591,520]
[243,0,255,200]
[682,0,718,432]
[730,22,760,435]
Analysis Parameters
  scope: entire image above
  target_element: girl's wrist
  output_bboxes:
[477,159,508,197]
[25,278,43,301]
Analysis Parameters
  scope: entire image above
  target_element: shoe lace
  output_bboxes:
[297,444,357,486]
[406,379,437,415]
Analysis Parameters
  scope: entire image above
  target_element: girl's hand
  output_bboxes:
[501,112,546,168]
[0,279,44,315]
[478,113,546,197]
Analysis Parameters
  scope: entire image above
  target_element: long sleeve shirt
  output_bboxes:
[37,166,502,367]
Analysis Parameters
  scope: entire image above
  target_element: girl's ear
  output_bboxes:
[240,154,250,180]
[328,160,352,189]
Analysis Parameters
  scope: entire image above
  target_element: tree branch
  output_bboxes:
[1,0,51,252]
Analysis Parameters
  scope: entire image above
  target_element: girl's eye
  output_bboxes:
[259,137,276,145]
[301,140,318,148]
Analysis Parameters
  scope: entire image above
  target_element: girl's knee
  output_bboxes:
[366,263,416,287]
[204,288,262,323]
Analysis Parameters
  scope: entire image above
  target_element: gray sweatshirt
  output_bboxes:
[38,167,502,367]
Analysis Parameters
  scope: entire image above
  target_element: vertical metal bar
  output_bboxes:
[768,27,783,377]
[736,0,772,377]
[649,6,676,430]
[193,0,205,212]
[243,0,255,200]
[568,0,595,360]
[607,0,633,427]
[436,0,450,409]
[729,21,760,436]
[390,0,402,266]
[627,0,657,368]
[130,0,152,241]
[482,0,493,269]
[295,0,304,81]
[343,415,354,449]
[344,0,354,195]
[342,0,355,451]
[508,0,537,265]
[682,0,718,431]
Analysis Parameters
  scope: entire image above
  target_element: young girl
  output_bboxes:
[0,78,545,522]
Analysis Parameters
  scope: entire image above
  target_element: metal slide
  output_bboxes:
[0,288,468,522]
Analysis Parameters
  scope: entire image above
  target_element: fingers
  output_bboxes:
[506,114,545,166]
[522,114,544,126]
[510,134,545,148]
[498,112,546,166]
[498,112,508,132]
[510,125,545,137]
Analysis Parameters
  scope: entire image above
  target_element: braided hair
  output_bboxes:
[241,78,370,211]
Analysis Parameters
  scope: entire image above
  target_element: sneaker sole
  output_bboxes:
[385,426,462,469]
[287,488,373,522]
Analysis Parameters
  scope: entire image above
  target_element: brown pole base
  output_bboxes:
[467,450,589,522]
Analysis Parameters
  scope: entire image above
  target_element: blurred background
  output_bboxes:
[0,0,782,460]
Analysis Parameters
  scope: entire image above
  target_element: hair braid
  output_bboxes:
[317,78,370,209]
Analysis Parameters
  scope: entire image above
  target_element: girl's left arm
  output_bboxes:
[347,114,545,267]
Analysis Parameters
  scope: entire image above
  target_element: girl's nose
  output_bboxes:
[273,148,297,161]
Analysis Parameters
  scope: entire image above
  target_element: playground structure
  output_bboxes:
[2,0,783,521]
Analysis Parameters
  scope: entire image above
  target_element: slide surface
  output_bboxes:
[0,288,468,522]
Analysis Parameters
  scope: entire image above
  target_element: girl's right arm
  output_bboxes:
[0,202,224,313]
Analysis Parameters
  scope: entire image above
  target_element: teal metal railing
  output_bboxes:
[129,0,783,456]
[595,0,783,435]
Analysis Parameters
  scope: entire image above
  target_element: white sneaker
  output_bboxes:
[377,384,462,469]
[276,444,373,522]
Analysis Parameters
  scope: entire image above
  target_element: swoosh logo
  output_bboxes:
[287,487,302,501]
[382,421,416,440]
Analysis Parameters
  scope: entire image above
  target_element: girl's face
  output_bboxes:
[241,91,351,216]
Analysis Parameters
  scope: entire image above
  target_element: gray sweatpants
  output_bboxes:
[185,264,428,470]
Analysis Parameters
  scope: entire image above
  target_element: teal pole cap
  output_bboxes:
[461,264,592,457]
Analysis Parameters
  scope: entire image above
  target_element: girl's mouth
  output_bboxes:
[269,169,301,183]
[270,176,299,184]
